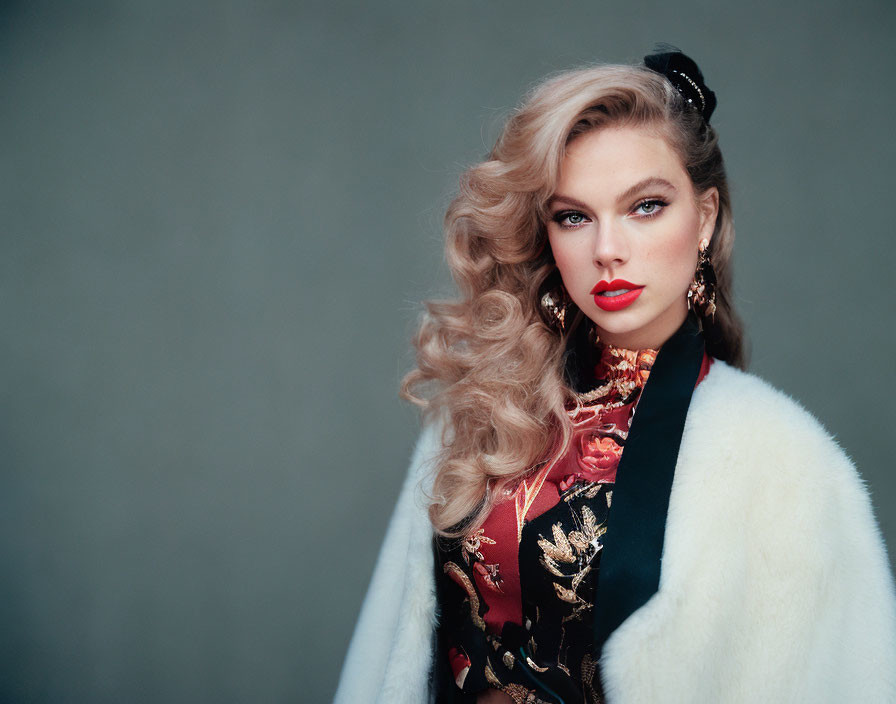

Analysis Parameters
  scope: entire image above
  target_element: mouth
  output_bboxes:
[591,279,642,295]
[595,289,636,298]
[591,279,644,311]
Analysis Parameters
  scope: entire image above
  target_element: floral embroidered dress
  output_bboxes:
[433,344,713,704]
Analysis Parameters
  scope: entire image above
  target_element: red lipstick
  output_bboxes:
[591,279,644,312]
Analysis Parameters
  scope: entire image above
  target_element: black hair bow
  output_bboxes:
[644,44,717,124]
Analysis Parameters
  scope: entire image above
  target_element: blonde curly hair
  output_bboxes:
[401,61,747,538]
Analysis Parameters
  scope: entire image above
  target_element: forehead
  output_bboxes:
[557,125,688,194]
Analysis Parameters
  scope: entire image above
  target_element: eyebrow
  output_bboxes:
[548,177,678,210]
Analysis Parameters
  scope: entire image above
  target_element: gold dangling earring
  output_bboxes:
[687,238,717,320]
[540,283,571,333]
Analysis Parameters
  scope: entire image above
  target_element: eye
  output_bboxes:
[632,199,668,219]
[551,210,590,229]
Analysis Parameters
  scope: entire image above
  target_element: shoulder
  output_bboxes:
[693,359,856,482]
[401,412,452,518]
[408,413,449,484]
[697,359,825,431]
[685,360,876,555]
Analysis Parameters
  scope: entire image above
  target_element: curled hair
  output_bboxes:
[401,61,748,538]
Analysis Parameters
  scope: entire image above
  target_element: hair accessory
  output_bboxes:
[643,44,717,124]
[687,238,717,320]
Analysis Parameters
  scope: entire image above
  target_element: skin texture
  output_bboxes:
[546,125,719,351]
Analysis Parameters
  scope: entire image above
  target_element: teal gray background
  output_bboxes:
[2,2,894,702]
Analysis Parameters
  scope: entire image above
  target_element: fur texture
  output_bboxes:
[334,362,896,703]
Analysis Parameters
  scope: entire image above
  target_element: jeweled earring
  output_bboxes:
[687,238,717,320]
[540,284,571,333]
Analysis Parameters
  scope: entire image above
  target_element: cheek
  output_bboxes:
[548,235,585,281]
[553,252,579,279]
[652,224,698,277]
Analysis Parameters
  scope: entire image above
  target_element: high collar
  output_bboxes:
[581,344,659,405]
[563,315,697,402]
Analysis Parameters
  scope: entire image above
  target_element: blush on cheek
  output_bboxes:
[549,249,580,286]
[657,228,698,267]
[647,232,699,297]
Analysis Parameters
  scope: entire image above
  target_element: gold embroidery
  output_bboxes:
[581,653,604,703]
[574,346,656,404]
[461,528,495,564]
[536,504,607,623]
[553,581,587,606]
[570,564,593,593]
[485,660,503,687]
[461,528,505,593]
[514,459,555,542]
[568,505,601,553]
[525,656,549,673]
[502,683,536,704]
[538,522,576,565]
[541,556,565,579]
[562,480,602,503]
[444,347,644,703]
[443,561,486,631]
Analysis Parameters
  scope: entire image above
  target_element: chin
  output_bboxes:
[584,304,688,350]
[584,309,645,336]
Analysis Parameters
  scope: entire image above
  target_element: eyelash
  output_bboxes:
[551,198,669,229]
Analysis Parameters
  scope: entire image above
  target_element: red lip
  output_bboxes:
[591,279,642,294]
[591,279,644,312]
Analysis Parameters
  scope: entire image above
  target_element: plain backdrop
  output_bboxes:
[1,1,894,702]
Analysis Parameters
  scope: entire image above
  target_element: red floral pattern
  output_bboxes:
[434,344,714,703]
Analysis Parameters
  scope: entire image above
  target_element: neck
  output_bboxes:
[593,302,690,351]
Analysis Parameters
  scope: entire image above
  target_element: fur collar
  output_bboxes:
[335,361,896,703]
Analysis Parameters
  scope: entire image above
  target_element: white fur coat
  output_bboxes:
[334,361,896,703]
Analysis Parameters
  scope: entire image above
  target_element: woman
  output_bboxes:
[334,48,896,703]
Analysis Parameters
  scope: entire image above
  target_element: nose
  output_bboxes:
[591,220,629,270]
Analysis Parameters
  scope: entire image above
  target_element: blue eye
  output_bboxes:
[633,199,668,218]
[552,210,589,228]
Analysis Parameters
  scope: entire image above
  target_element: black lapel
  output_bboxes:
[591,312,705,657]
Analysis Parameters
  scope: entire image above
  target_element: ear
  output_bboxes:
[697,187,719,244]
